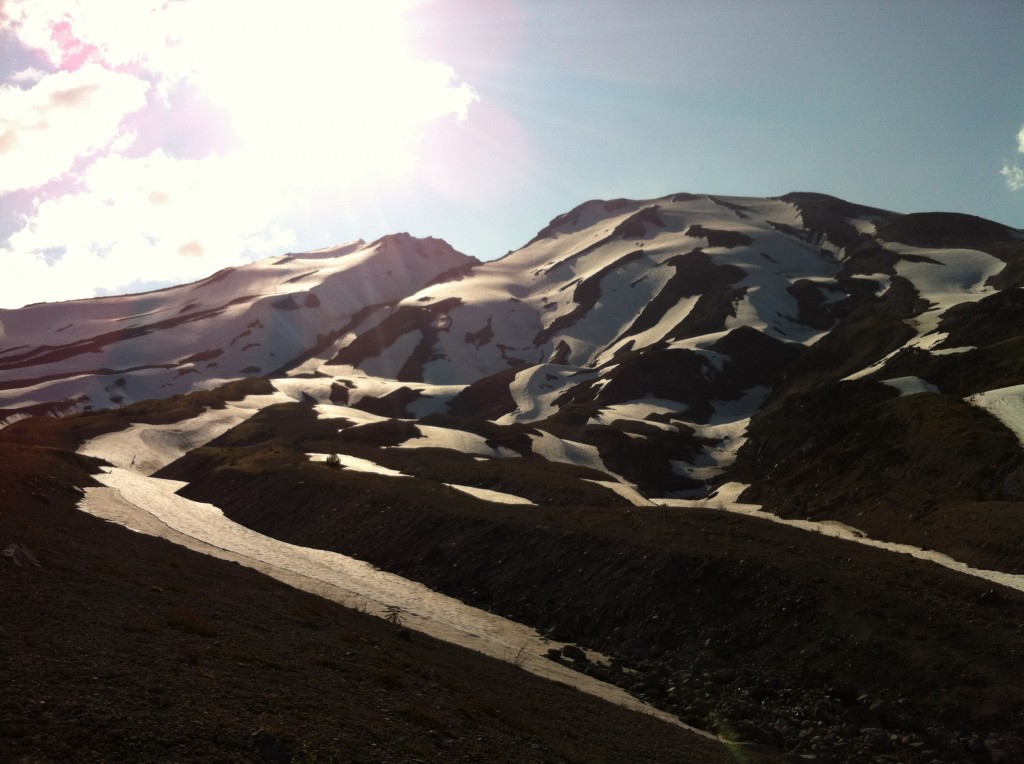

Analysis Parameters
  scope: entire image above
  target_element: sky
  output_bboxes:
[0,0,1022,309]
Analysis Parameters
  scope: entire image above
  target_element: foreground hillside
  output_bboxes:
[163,397,1024,763]
[5,385,1024,762]
[0,421,766,764]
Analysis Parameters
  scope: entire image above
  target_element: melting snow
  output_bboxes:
[529,431,606,472]
[313,404,389,425]
[588,398,689,429]
[930,346,975,356]
[443,484,535,505]
[846,218,877,235]
[596,295,700,366]
[392,425,520,458]
[79,392,293,474]
[584,480,654,506]
[966,384,1024,449]
[308,453,410,478]
[887,243,1003,339]
[76,430,694,733]
[1,237,472,414]
[880,376,940,396]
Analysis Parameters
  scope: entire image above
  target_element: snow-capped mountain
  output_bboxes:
[6,190,1024,762]
[3,190,1023,510]
[0,234,473,420]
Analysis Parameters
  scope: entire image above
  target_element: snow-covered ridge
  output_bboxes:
[0,235,476,420]
[4,191,1024,518]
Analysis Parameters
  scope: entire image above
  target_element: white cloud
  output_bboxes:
[1,150,298,308]
[0,0,172,71]
[0,65,148,192]
[0,0,482,308]
[1002,124,1024,192]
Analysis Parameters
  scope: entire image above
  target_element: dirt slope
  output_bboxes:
[176,452,1024,763]
[0,441,771,764]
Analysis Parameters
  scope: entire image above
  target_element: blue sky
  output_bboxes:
[0,0,1021,308]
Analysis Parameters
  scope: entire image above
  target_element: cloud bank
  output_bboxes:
[0,0,477,308]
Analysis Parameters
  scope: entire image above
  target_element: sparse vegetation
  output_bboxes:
[383,604,404,626]
[505,643,531,669]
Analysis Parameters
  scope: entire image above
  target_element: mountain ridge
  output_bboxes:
[3,191,1023,518]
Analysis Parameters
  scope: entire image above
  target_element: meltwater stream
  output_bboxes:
[76,405,702,737]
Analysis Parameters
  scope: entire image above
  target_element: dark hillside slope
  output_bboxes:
[170,420,1024,763]
[733,210,1024,572]
[0,434,764,764]
[736,381,1024,572]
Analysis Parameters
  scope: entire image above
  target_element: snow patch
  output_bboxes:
[887,243,1003,340]
[588,398,689,430]
[358,329,423,380]
[308,453,409,477]
[393,425,520,458]
[880,376,940,397]
[79,392,292,475]
[528,431,606,472]
[313,404,389,425]
[75,466,693,730]
[930,346,975,356]
[443,484,535,505]
[499,365,599,424]
[846,218,877,235]
[966,384,1024,449]
[583,479,654,506]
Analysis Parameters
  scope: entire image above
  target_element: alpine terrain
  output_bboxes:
[3,192,1024,763]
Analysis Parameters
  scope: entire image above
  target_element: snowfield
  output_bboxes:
[390,425,521,458]
[967,384,1024,449]
[79,392,292,474]
[443,484,536,505]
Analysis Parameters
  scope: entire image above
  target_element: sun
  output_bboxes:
[6,0,477,188]
[0,0,479,307]
[168,0,477,188]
